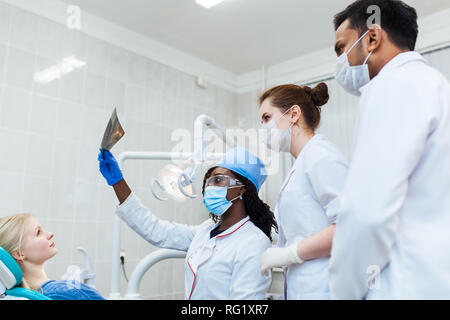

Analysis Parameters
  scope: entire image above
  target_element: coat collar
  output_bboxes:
[378,51,425,76]
[297,134,324,161]
[278,133,326,194]
[359,51,425,94]
[215,216,251,238]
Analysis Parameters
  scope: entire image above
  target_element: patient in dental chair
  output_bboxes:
[0,214,105,300]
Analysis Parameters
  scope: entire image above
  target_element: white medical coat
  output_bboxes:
[115,192,271,300]
[329,52,450,299]
[275,134,348,299]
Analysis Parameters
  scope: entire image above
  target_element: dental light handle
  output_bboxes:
[177,165,199,199]
[150,178,170,201]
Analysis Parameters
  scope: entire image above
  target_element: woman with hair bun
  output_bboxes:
[258,82,348,300]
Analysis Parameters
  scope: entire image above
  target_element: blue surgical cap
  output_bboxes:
[217,147,267,191]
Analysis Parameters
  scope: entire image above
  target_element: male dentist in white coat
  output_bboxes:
[329,0,450,299]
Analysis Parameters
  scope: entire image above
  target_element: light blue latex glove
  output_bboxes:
[98,148,123,186]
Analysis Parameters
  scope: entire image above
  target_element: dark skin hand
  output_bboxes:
[113,179,132,204]
[112,167,247,232]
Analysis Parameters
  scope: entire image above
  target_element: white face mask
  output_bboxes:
[259,107,294,153]
[335,30,373,96]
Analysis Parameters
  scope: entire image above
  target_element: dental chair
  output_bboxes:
[0,246,51,300]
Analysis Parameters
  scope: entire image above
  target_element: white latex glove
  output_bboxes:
[260,243,304,276]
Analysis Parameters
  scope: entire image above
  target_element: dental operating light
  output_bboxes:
[195,0,226,9]
[151,164,195,202]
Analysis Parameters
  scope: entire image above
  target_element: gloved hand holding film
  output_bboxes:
[98,107,125,186]
[260,243,304,276]
[98,149,123,186]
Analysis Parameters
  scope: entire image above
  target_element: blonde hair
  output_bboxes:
[0,213,33,288]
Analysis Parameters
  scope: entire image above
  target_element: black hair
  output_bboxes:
[333,0,418,51]
[202,167,278,242]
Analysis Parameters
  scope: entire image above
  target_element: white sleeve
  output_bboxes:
[115,192,203,252]
[229,235,271,300]
[306,157,348,223]
[328,76,437,299]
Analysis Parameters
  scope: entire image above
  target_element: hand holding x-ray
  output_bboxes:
[100,108,125,152]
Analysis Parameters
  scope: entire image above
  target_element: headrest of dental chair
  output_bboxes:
[0,246,51,300]
[0,246,22,293]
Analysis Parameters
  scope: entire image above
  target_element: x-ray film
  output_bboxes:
[101,108,125,151]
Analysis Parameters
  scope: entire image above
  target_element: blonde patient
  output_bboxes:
[0,214,104,300]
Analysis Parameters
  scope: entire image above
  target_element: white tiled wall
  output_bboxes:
[0,2,236,299]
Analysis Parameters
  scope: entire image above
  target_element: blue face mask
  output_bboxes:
[203,186,243,217]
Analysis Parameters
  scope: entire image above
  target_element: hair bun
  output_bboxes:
[311,82,329,107]
[304,86,312,95]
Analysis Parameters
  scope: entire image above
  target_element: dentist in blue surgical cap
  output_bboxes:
[98,146,278,300]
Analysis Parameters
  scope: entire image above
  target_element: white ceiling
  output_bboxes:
[58,0,450,74]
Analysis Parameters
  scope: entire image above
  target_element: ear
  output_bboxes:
[366,24,383,52]
[289,105,302,124]
[239,185,247,195]
[11,250,25,262]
